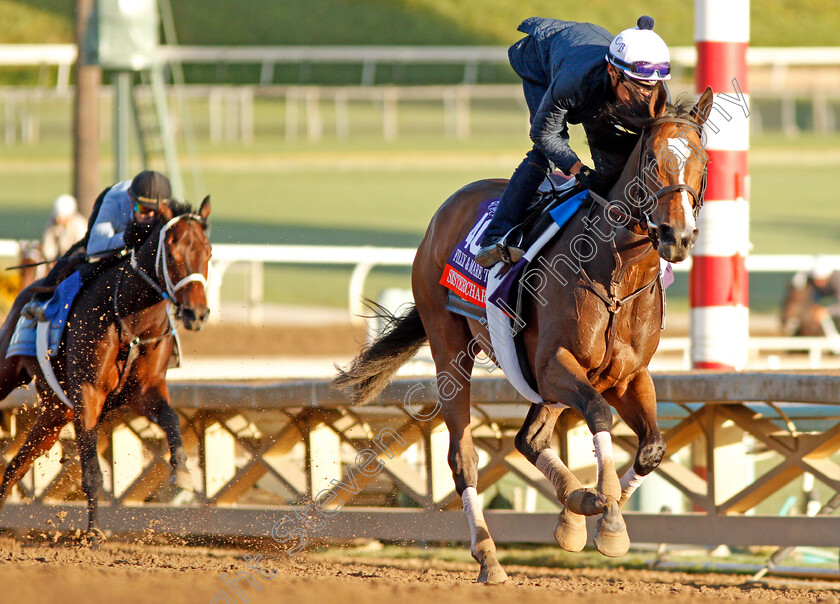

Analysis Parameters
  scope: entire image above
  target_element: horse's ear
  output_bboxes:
[648,81,667,118]
[690,86,715,128]
[199,195,211,220]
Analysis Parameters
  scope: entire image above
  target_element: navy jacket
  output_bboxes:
[509,17,615,173]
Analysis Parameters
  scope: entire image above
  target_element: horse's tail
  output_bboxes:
[334,301,427,405]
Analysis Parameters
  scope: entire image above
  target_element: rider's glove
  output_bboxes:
[575,165,596,190]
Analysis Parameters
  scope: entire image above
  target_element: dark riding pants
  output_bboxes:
[481,80,555,245]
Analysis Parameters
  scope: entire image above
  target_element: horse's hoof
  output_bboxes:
[594,500,629,558]
[476,559,509,585]
[564,488,604,516]
[173,467,194,491]
[80,527,106,549]
[554,507,587,552]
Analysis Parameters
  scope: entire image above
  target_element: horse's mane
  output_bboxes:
[167,199,209,230]
[585,95,696,193]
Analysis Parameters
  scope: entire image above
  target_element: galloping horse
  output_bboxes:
[336,84,713,582]
[0,198,212,543]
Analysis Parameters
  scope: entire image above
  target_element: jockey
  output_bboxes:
[86,169,171,257]
[475,15,671,268]
[21,170,172,321]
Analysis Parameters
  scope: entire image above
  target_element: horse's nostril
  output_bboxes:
[658,224,675,245]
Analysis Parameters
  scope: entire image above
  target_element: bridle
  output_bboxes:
[588,115,707,248]
[128,213,209,308]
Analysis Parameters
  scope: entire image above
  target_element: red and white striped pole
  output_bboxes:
[691,0,750,370]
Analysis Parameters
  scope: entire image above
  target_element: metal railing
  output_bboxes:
[1,373,840,549]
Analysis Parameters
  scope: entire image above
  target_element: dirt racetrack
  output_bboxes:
[1,536,838,604]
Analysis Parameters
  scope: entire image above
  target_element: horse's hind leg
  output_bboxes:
[514,403,588,551]
[0,396,70,507]
[605,371,665,507]
[424,318,508,584]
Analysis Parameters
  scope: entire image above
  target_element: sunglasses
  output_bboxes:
[133,202,156,215]
[609,54,670,79]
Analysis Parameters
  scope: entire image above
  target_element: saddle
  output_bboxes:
[512,175,582,251]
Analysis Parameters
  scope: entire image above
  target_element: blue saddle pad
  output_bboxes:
[7,271,83,358]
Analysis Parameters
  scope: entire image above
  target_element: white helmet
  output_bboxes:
[606,16,671,83]
[51,194,77,219]
[812,255,835,280]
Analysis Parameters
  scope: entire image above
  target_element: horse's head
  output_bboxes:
[153,196,212,330]
[634,84,714,263]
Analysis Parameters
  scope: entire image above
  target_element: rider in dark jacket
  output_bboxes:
[475,16,672,267]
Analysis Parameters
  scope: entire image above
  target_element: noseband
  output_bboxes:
[129,213,208,306]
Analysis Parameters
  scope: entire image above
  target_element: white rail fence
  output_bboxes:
[2,239,839,366]
[1,82,838,146]
[4,44,840,87]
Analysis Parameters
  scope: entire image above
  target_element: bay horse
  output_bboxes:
[781,274,824,337]
[0,197,212,543]
[336,84,713,583]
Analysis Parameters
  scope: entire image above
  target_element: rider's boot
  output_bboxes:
[475,237,524,268]
[21,299,47,322]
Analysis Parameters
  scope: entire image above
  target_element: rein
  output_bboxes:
[110,213,207,394]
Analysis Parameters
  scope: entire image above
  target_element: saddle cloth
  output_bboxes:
[439,174,580,310]
[7,271,83,359]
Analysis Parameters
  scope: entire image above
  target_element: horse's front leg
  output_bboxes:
[514,403,587,551]
[605,370,665,507]
[539,350,628,557]
[134,382,193,492]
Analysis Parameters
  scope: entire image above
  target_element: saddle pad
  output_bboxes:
[438,198,497,307]
[7,271,83,359]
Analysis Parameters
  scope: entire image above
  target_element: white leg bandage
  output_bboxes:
[593,432,614,466]
[619,467,648,500]
[461,486,483,550]
[535,449,578,502]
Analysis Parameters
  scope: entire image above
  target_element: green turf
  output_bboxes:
[9,0,840,47]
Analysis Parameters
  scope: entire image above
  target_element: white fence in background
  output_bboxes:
[2,239,839,367]
[4,44,840,87]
